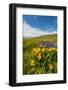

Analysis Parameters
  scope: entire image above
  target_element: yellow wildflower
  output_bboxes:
[42,48,45,53]
[32,48,37,53]
[37,55,41,60]
[48,48,57,52]
[32,48,37,55]
[31,59,36,66]
[38,52,42,55]
[32,47,41,55]
[48,64,53,70]
[36,47,41,53]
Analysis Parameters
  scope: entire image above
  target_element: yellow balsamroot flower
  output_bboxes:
[32,49,36,56]
[32,48,37,56]
[38,52,42,55]
[42,47,49,53]
[32,47,41,55]
[36,47,41,53]
[32,48,37,53]
[48,64,53,70]
[42,48,45,53]
[37,54,41,60]
[48,48,57,52]
[31,59,36,66]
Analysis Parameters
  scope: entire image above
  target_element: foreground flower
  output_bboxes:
[42,48,45,53]
[37,54,41,60]
[32,47,41,55]
[48,48,57,52]
[48,64,53,70]
[38,52,42,55]
[31,59,36,66]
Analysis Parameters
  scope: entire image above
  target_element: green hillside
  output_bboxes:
[24,34,57,42]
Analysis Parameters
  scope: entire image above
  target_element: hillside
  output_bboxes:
[23,34,57,75]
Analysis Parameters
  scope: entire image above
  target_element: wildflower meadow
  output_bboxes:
[23,34,57,75]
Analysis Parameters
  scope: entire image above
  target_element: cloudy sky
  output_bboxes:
[23,15,57,38]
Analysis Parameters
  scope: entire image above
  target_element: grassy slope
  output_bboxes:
[24,34,57,42]
[23,34,57,74]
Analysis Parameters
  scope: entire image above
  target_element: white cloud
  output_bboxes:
[23,22,57,38]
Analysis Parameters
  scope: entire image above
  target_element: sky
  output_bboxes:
[23,15,57,38]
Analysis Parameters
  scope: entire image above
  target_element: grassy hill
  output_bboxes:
[24,34,57,42]
[23,34,57,75]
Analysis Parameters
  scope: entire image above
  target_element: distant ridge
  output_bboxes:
[24,33,57,39]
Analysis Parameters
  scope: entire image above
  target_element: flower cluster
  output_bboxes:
[29,47,57,74]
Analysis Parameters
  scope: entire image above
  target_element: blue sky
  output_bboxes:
[23,15,57,37]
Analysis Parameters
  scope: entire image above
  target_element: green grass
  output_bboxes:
[23,34,57,75]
